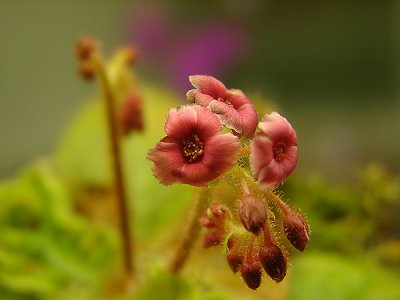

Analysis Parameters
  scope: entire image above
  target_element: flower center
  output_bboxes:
[182,133,205,163]
[217,97,233,106]
[273,142,287,162]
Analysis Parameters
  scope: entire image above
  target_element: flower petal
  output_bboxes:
[180,161,218,186]
[192,105,222,139]
[250,135,274,179]
[237,103,258,139]
[202,133,240,175]
[257,160,285,189]
[164,105,198,140]
[259,112,297,145]
[279,146,298,178]
[255,146,298,189]
[225,89,250,109]
[209,100,243,133]
[189,75,226,99]
[147,138,186,185]
[186,89,215,106]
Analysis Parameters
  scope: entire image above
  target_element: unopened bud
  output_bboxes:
[284,210,310,251]
[240,261,262,290]
[76,36,99,61]
[210,204,229,219]
[120,92,144,135]
[259,245,287,282]
[199,216,215,228]
[203,232,222,249]
[239,193,267,234]
[227,252,244,273]
[78,61,96,80]
[227,235,237,250]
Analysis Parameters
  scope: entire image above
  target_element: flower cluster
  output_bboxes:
[148,75,309,289]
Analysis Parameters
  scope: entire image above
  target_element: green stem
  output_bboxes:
[169,187,211,273]
[238,145,250,158]
[262,190,289,214]
[93,54,134,278]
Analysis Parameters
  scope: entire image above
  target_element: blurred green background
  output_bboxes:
[1,0,399,178]
[0,1,399,300]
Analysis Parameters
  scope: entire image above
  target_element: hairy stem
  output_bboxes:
[169,187,211,273]
[238,145,250,159]
[93,54,134,277]
[263,190,289,214]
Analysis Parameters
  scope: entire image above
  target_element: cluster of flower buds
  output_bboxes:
[75,36,100,80]
[147,75,309,289]
[74,36,144,135]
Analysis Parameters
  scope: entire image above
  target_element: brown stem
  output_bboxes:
[93,54,134,277]
[169,187,211,273]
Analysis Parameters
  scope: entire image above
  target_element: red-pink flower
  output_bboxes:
[147,105,240,186]
[250,112,297,189]
[186,75,258,139]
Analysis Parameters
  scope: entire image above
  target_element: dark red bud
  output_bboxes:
[203,232,222,249]
[259,245,287,282]
[240,261,262,290]
[210,204,229,219]
[284,211,310,251]
[76,36,99,61]
[199,216,215,228]
[227,252,244,273]
[120,92,144,135]
[227,235,237,250]
[239,194,267,234]
[78,61,96,80]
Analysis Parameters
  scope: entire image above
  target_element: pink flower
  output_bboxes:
[250,112,297,189]
[186,75,258,139]
[147,105,240,186]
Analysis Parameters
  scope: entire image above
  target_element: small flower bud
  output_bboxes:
[203,232,222,249]
[227,252,244,273]
[259,245,287,282]
[240,261,262,290]
[76,36,99,61]
[227,235,237,250]
[120,92,144,135]
[199,216,215,228]
[210,204,229,219]
[239,193,267,234]
[77,61,96,80]
[284,210,310,251]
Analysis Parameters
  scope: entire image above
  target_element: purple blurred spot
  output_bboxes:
[124,4,249,92]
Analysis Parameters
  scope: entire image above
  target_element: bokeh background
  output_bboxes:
[0,1,399,300]
[1,0,400,179]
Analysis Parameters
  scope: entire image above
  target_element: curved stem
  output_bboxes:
[93,54,134,278]
[169,187,211,273]
[262,190,289,214]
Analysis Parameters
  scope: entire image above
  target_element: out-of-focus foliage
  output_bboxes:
[284,163,400,262]
[289,253,400,300]
[54,82,194,242]
[134,267,236,300]
[283,163,400,299]
[0,161,117,300]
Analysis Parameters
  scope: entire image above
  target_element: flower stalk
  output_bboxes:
[92,54,134,278]
[169,187,211,273]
